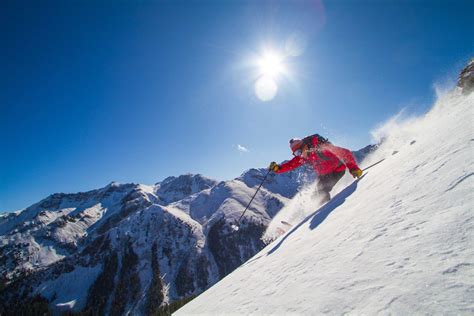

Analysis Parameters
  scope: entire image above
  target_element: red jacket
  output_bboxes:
[276,136,359,176]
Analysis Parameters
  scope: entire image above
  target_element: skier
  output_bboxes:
[269,134,362,203]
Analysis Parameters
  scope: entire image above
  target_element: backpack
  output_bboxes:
[301,134,330,150]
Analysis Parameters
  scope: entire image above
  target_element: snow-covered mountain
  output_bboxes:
[154,174,218,204]
[0,146,373,315]
[177,86,474,313]
[0,163,326,314]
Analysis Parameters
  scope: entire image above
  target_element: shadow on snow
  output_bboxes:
[266,174,365,256]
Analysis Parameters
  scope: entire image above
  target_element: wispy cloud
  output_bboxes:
[237,144,249,153]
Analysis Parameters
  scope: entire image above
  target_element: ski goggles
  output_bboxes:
[293,149,302,157]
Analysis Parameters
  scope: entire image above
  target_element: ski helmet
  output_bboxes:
[289,138,303,153]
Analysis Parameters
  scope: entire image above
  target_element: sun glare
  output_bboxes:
[257,52,285,78]
[252,50,288,102]
[255,76,278,102]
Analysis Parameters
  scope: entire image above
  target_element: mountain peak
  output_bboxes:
[458,57,474,94]
[155,173,218,204]
[106,181,120,188]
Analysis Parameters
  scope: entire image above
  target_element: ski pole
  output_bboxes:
[362,158,385,172]
[231,169,271,231]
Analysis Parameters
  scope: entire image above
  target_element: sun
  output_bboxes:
[257,51,286,78]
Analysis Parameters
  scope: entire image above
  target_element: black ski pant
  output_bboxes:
[316,170,345,203]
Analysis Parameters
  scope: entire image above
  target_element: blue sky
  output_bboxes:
[1,0,473,212]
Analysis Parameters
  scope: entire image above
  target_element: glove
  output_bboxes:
[350,168,362,178]
[269,161,280,172]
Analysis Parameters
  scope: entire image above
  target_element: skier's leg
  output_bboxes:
[316,171,345,203]
[327,171,345,191]
[316,175,332,203]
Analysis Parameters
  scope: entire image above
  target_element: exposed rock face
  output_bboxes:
[458,58,474,95]
[208,218,267,278]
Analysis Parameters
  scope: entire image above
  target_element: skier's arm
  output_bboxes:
[276,156,305,173]
[327,144,359,171]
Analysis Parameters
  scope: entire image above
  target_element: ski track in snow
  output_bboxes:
[177,91,474,315]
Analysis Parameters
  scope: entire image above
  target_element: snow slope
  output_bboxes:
[177,90,474,314]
